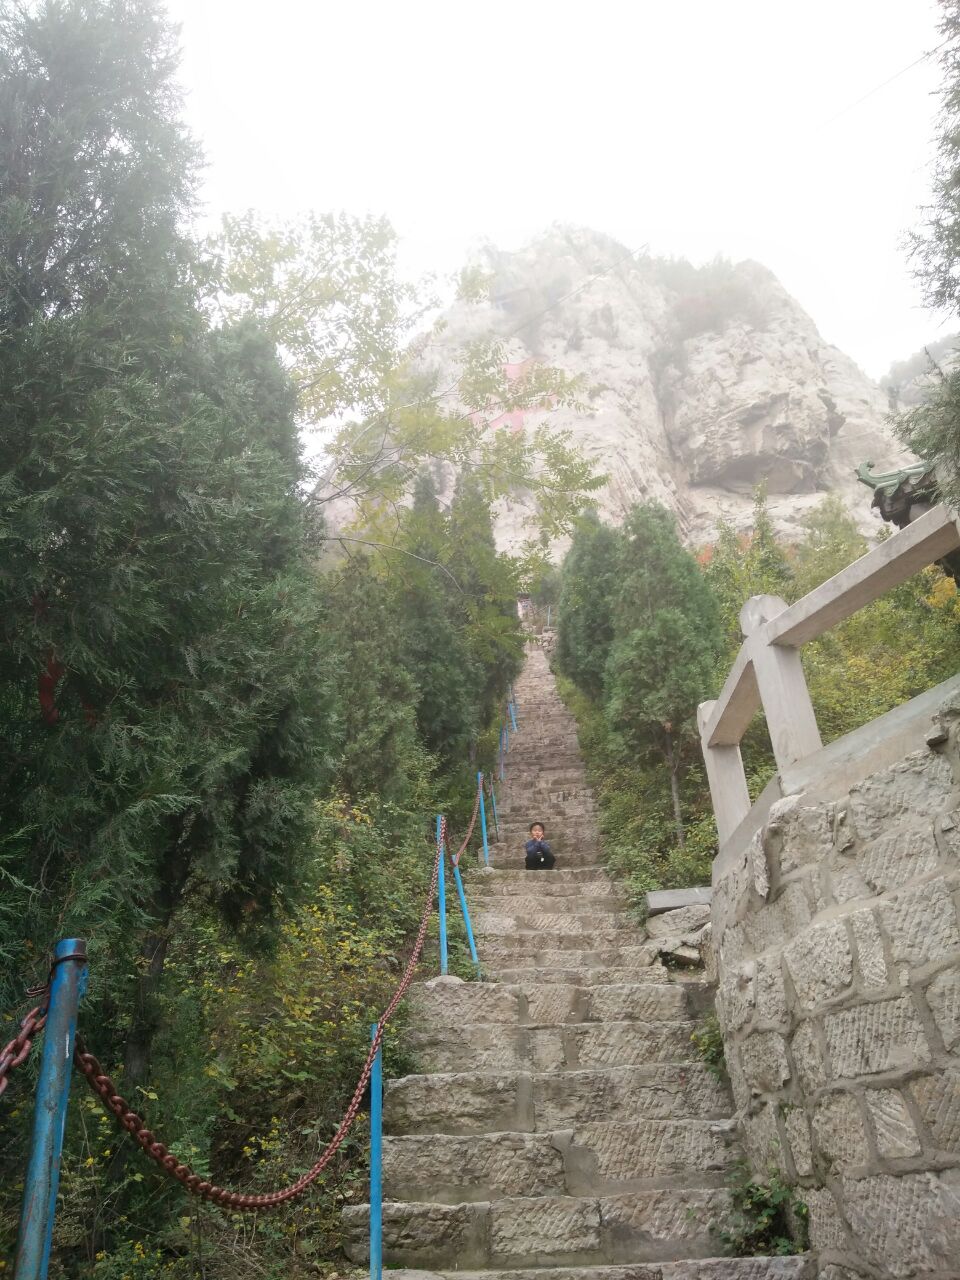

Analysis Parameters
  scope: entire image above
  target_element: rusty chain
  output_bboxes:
[448,775,483,868]
[0,993,50,1097]
[73,818,446,1211]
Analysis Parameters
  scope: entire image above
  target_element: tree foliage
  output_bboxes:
[603,505,723,841]
[556,511,622,696]
[897,3,960,502]
[0,3,560,1275]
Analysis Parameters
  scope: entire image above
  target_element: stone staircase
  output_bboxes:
[343,646,812,1280]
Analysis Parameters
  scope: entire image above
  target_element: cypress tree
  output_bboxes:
[604,504,723,844]
[0,0,332,1087]
[556,511,622,696]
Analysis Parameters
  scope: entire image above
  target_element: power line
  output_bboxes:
[821,36,950,127]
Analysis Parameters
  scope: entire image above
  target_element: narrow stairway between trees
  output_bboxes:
[343,644,812,1279]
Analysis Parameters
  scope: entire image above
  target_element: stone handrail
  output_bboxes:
[698,502,960,847]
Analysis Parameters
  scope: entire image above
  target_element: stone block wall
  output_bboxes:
[713,697,960,1279]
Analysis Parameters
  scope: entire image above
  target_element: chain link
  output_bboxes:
[0,987,50,1097]
[75,821,446,1211]
[449,776,483,868]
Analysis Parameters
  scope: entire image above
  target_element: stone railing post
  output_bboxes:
[697,700,751,846]
[740,594,821,772]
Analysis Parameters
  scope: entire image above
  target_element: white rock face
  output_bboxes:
[416,228,913,550]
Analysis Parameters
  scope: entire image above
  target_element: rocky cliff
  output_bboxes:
[417,228,914,549]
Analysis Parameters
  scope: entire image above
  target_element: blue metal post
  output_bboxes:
[369,1023,383,1280]
[546,604,552,628]
[508,701,518,734]
[452,864,482,977]
[436,815,448,975]
[477,772,490,867]
[15,938,88,1280]
[499,726,505,781]
[489,779,501,840]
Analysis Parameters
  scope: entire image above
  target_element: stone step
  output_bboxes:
[497,779,589,795]
[405,1019,699,1074]
[499,788,595,802]
[385,1062,732,1135]
[342,1187,737,1268]
[492,839,601,860]
[478,940,656,967]
[491,844,602,864]
[424,1260,815,1280]
[471,866,607,884]
[485,850,604,871]
[474,912,636,940]
[409,978,695,1029]
[497,817,598,833]
[471,874,617,898]
[382,1118,736,1202]
[487,965,670,986]
[501,753,586,770]
[471,893,625,916]
[498,820,596,832]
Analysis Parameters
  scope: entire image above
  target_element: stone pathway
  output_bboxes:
[344,646,811,1279]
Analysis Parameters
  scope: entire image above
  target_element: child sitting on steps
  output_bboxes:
[525,821,555,871]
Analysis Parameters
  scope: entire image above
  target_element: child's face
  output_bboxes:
[531,824,545,839]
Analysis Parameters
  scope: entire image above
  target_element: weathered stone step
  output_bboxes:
[471,893,625,916]
[410,977,695,1029]
[385,1062,731,1135]
[485,850,604,871]
[487,965,669,986]
[499,782,593,795]
[486,848,600,865]
[497,764,588,779]
[496,823,600,843]
[478,940,656,967]
[496,824,597,841]
[475,912,635,941]
[422,1260,815,1280]
[342,1187,736,1268]
[406,1019,699,1074]
[500,751,586,767]
[496,812,597,826]
[470,867,607,884]
[383,1118,735,1202]
[471,873,616,898]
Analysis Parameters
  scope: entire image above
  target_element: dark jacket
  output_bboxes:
[524,838,555,869]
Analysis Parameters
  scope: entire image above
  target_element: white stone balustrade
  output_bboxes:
[699,503,960,850]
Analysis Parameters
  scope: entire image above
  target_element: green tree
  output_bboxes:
[704,486,792,650]
[324,562,423,801]
[213,209,420,426]
[789,494,868,596]
[896,3,960,501]
[556,511,622,696]
[216,213,604,563]
[446,467,523,728]
[0,0,332,1096]
[604,504,723,843]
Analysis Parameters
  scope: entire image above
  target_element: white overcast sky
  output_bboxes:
[165,0,949,379]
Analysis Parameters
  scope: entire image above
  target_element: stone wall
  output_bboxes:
[713,693,960,1280]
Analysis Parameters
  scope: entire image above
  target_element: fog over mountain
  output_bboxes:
[413,228,916,548]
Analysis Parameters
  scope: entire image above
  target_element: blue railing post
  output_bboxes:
[435,815,448,975]
[15,938,88,1280]
[452,863,482,978]
[477,772,490,867]
[508,701,518,734]
[369,1023,383,1280]
[488,778,501,840]
[546,604,552,628]
[499,726,505,781]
